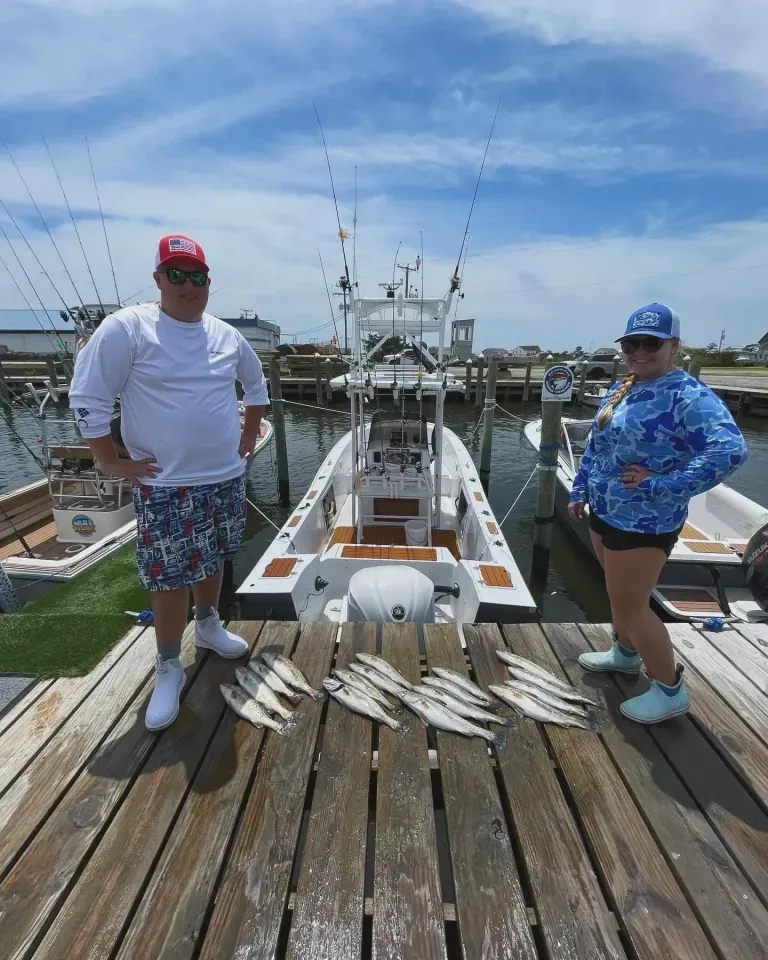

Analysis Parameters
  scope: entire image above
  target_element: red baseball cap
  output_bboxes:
[155,234,208,271]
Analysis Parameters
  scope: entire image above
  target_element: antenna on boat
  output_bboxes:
[317,248,345,363]
[1,138,90,314]
[41,134,105,314]
[85,137,121,305]
[352,165,358,288]
[450,98,500,292]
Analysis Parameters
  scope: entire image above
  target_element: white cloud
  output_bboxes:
[453,0,768,85]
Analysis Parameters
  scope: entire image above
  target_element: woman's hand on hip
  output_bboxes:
[620,464,653,489]
[568,501,587,520]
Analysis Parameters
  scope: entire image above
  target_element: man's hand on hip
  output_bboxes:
[99,455,161,484]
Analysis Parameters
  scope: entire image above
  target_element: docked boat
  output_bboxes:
[328,333,465,397]
[524,417,768,622]
[237,280,537,624]
[1,305,273,605]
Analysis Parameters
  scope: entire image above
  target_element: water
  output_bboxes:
[3,398,768,621]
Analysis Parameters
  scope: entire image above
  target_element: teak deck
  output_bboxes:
[1,618,767,959]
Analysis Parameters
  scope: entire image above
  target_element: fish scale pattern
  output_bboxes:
[571,368,748,534]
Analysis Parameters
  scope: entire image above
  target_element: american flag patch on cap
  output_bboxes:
[168,237,197,255]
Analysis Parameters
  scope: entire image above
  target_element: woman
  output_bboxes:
[569,303,748,723]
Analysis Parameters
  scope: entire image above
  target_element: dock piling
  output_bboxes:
[314,355,325,408]
[689,359,702,381]
[269,358,291,506]
[522,362,532,403]
[530,390,563,601]
[610,354,621,385]
[474,355,485,410]
[479,360,499,492]
[464,360,473,404]
[576,364,588,405]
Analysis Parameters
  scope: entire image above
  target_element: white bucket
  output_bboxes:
[404,518,428,546]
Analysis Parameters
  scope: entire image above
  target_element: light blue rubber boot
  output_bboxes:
[578,634,642,675]
[619,665,690,724]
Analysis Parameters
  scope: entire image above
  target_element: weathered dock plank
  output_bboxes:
[464,623,626,960]
[424,623,538,960]
[285,622,375,960]
[506,623,720,960]
[373,623,447,960]
[194,621,334,960]
[548,623,768,960]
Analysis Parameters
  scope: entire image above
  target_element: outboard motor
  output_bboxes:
[348,566,435,623]
[743,522,768,612]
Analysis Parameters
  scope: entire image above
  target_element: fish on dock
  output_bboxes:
[430,666,499,707]
[220,684,295,735]
[413,684,515,726]
[496,650,577,695]
[348,661,410,698]
[400,691,508,750]
[334,667,403,713]
[262,652,325,701]
[421,675,493,708]
[355,653,413,690]
[489,685,600,733]
[504,667,599,708]
[504,678,591,720]
[247,658,303,703]
[322,678,408,734]
[235,666,300,724]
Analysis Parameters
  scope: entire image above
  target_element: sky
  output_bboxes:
[1,1,768,352]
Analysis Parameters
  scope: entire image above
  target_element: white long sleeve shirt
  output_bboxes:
[68,302,269,486]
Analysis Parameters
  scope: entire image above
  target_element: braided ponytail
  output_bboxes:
[596,374,637,429]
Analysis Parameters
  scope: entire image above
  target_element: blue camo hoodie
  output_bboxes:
[570,368,749,534]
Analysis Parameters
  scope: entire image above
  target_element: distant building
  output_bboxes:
[481,347,510,360]
[217,312,280,351]
[0,309,73,355]
[508,345,541,362]
[450,318,474,361]
[759,333,768,363]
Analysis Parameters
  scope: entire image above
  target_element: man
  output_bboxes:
[69,234,268,730]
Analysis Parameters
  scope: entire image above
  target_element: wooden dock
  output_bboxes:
[0,618,767,959]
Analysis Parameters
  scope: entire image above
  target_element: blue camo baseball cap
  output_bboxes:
[617,303,681,341]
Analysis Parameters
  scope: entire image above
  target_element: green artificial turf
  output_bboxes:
[0,543,149,677]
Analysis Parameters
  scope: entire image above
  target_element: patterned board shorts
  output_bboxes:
[132,474,247,591]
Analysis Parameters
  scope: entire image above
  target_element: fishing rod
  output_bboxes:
[0,222,72,362]
[1,138,90,314]
[0,238,62,354]
[0,196,75,320]
[450,98,500,292]
[42,134,104,313]
[313,104,352,293]
[85,136,120,305]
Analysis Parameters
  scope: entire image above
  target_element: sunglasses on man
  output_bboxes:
[163,267,209,287]
[620,336,665,355]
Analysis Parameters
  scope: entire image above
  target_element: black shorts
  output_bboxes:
[589,511,682,557]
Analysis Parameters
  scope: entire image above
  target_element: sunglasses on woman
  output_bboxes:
[621,336,664,354]
[163,267,209,287]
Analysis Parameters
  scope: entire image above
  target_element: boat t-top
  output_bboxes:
[237,273,537,624]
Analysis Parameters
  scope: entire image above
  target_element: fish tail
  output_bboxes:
[286,691,303,704]
[497,714,518,728]
[584,717,602,733]
[308,688,326,702]
[491,730,508,752]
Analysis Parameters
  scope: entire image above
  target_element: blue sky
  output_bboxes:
[1,0,768,351]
